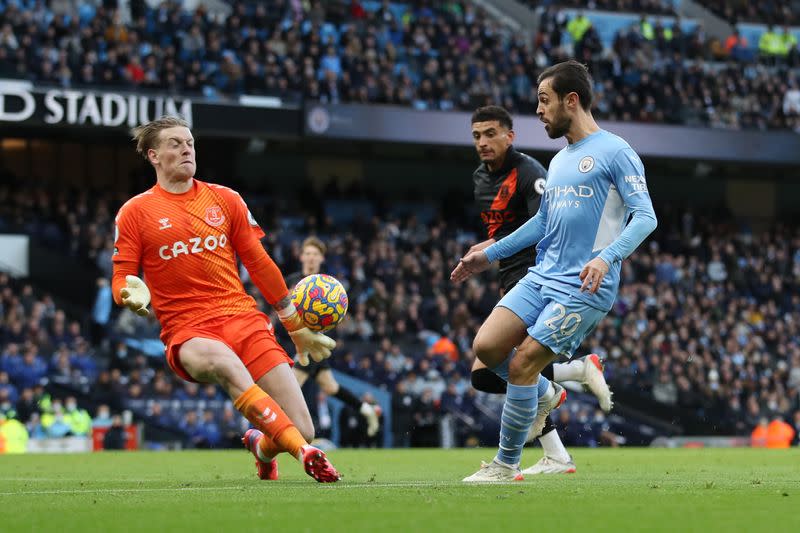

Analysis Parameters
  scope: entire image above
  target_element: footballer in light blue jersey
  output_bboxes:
[456,60,657,482]
[485,128,657,313]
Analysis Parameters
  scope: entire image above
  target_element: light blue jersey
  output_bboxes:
[485,129,657,312]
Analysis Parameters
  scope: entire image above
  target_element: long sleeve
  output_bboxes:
[111,261,139,306]
[237,243,290,306]
[484,200,548,263]
[597,148,657,266]
[111,203,142,306]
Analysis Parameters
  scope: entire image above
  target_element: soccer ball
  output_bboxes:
[291,274,348,332]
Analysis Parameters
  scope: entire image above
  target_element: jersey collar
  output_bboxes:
[153,178,200,200]
[566,130,605,152]
[486,147,519,177]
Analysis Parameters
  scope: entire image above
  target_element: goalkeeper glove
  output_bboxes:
[278,306,336,366]
[120,275,151,317]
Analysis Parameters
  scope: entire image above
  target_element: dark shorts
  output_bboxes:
[293,355,332,381]
[499,264,531,295]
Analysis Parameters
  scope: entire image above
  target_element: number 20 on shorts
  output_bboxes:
[542,303,582,339]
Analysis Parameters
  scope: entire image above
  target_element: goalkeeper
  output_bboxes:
[113,116,339,482]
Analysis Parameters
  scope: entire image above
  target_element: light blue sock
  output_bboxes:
[495,382,538,466]
[489,348,515,382]
[537,375,551,398]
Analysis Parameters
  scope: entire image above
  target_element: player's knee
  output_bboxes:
[472,337,503,367]
[317,374,339,396]
[320,381,338,396]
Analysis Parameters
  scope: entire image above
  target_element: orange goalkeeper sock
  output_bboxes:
[256,434,282,461]
[234,384,307,459]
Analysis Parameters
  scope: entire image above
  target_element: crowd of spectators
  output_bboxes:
[701,0,799,26]
[253,204,800,443]
[531,0,798,26]
[0,180,120,279]
[3,171,800,447]
[0,1,799,131]
[4,174,800,447]
[528,0,675,16]
[592,213,800,437]
[0,270,99,436]
[540,10,800,130]
[0,268,250,449]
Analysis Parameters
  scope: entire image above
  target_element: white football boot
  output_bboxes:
[529,382,567,439]
[463,459,524,483]
[583,354,613,412]
[521,455,577,475]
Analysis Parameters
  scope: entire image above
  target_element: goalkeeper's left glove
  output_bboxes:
[120,275,151,317]
[278,306,336,366]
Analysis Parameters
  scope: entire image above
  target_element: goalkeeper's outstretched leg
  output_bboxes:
[176,335,340,483]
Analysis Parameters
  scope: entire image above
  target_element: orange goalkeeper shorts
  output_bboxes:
[165,310,293,383]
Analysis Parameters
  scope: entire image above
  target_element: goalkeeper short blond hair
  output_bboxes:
[131,116,190,162]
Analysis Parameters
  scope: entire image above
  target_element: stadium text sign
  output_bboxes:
[0,80,192,128]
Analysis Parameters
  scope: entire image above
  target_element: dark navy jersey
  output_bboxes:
[473,147,547,284]
[285,271,304,290]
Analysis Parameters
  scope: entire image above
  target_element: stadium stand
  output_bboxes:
[527,1,677,16]
[2,174,799,447]
[700,0,799,25]
[0,0,798,130]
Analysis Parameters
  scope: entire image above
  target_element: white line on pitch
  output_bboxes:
[0,482,476,496]
[0,477,164,482]
[0,486,244,496]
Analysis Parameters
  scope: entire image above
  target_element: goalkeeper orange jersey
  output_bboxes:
[112,179,268,344]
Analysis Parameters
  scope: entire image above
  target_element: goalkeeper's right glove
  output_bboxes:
[278,306,336,366]
[120,275,151,317]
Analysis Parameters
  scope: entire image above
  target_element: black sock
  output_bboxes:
[471,368,508,394]
[541,363,554,382]
[334,387,362,410]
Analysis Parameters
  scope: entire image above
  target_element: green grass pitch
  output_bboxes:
[1,448,798,532]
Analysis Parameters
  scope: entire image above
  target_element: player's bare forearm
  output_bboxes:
[469,239,496,253]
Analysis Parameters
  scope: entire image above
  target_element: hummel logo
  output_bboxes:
[158,218,172,230]
[260,407,277,424]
